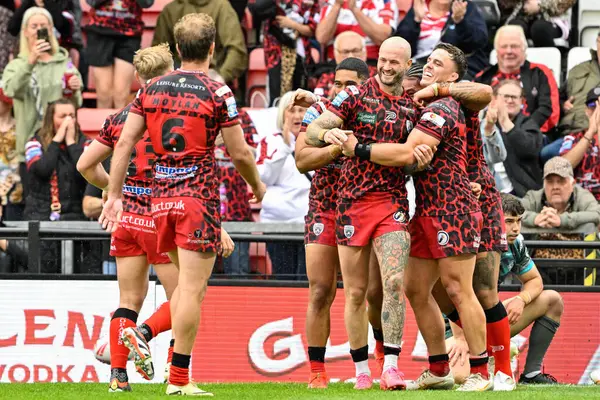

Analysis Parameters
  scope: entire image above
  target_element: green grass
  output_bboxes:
[1,383,600,399]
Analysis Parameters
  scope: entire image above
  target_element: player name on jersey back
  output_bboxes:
[130,70,240,201]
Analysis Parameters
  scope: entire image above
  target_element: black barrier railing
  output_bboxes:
[0,221,599,285]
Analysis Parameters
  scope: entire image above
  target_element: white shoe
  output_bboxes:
[406,369,454,390]
[166,383,213,396]
[456,373,493,392]
[164,362,171,384]
[590,370,600,385]
[493,371,516,391]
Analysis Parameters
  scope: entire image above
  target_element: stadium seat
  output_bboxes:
[567,47,593,79]
[472,0,501,26]
[490,47,562,87]
[78,108,118,138]
[579,0,600,47]
[246,48,268,108]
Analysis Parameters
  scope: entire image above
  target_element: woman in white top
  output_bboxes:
[256,91,310,279]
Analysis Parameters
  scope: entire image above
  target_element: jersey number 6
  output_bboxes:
[162,118,186,152]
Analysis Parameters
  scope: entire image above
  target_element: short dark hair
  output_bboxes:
[493,79,525,97]
[434,43,467,81]
[406,62,424,79]
[174,13,216,62]
[336,57,370,82]
[501,193,525,217]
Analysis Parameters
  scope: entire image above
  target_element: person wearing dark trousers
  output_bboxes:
[228,0,248,22]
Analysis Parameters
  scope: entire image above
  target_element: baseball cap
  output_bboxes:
[586,86,600,107]
[543,156,573,179]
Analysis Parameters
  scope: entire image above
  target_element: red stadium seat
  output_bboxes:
[143,0,172,28]
[78,108,118,139]
[246,48,268,107]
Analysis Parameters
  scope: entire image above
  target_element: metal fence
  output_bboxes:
[0,221,598,285]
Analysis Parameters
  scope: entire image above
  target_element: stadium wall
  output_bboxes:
[0,280,598,385]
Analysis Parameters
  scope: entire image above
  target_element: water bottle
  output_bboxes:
[219,182,228,217]
[62,60,76,98]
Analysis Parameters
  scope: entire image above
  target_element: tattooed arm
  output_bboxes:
[305,110,345,147]
[414,82,493,112]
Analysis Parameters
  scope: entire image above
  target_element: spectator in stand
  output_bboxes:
[256,91,309,279]
[0,1,16,75]
[498,0,575,48]
[0,88,23,222]
[474,25,560,136]
[0,98,89,273]
[559,88,600,201]
[153,0,247,82]
[481,79,543,197]
[313,30,376,98]
[210,70,258,276]
[559,32,600,137]
[521,157,600,231]
[8,0,76,48]
[261,0,319,106]
[85,0,152,109]
[2,7,83,188]
[394,0,489,79]
[316,0,397,65]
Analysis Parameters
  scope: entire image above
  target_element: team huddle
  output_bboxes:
[78,11,565,397]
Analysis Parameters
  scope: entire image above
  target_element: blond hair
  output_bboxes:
[277,91,296,145]
[19,7,59,57]
[494,25,528,51]
[174,13,216,62]
[133,43,174,81]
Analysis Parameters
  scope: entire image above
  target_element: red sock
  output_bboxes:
[485,302,512,376]
[142,301,171,338]
[470,353,489,380]
[168,340,174,364]
[310,361,325,373]
[168,365,189,386]
[429,354,450,377]
[109,309,137,369]
[375,340,384,355]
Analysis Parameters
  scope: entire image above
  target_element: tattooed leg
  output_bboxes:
[337,244,371,350]
[473,251,501,309]
[405,257,446,355]
[372,231,410,346]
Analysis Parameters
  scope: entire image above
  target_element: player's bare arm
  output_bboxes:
[415,82,493,112]
[402,144,436,175]
[221,124,266,202]
[504,267,543,324]
[305,110,345,147]
[341,128,440,167]
[295,130,342,173]
[76,140,113,190]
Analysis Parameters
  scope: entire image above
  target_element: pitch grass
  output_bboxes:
[1,383,600,400]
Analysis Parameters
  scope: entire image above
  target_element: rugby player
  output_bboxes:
[101,13,265,396]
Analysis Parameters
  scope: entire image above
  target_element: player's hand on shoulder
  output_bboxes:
[469,182,482,199]
[220,229,235,258]
[250,182,267,204]
[413,85,437,105]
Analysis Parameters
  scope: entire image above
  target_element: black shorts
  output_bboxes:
[85,30,141,66]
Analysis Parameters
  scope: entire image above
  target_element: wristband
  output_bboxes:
[318,129,328,142]
[355,143,371,160]
[518,291,532,305]
[328,145,342,159]
[431,83,439,97]
[438,83,453,97]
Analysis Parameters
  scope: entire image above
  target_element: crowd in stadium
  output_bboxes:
[0,0,596,280]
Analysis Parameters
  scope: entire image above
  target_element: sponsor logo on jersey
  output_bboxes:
[393,211,407,223]
[151,200,185,213]
[437,230,449,246]
[312,223,324,236]
[302,107,320,125]
[332,90,349,107]
[421,112,446,127]
[215,85,232,97]
[123,185,152,196]
[348,85,359,95]
[155,164,198,179]
[343,225,355,238]
[363,97,380,105]
[226,96,238,118]
[385,111,397,122]
[357,112,376,124]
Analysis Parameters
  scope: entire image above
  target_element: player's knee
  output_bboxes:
[383,272,403,294]
[309,282,336,311]
[345,286,367,307]
[366,286,383,309]
[474,288,499,310]
[442,280,468,307]
[119,292,145,312]
[545,290,564,320]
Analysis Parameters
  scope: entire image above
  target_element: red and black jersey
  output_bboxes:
[97,103,155,215]
[314,65,378,99]
[413,98,480,216]
[464,108,499,203]
[328,77,418,204]
[87,0,144,37]
[559,131,600,201]
[216,109,257,222]
[300,98,341,212]
[130,70,240,201]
